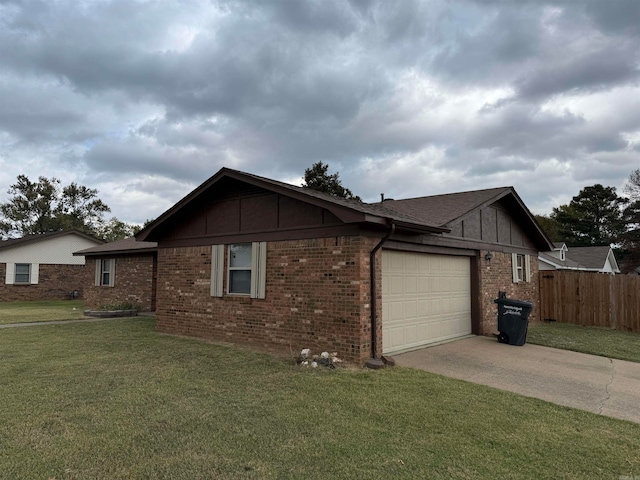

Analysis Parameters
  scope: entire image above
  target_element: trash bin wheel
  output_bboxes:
[497,332,509,344]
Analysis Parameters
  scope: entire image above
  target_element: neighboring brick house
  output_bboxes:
[130,168,552,364]
[74,237,158,311]
[0,230,103,301]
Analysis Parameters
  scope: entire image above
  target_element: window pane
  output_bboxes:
[229,244,252,268]
[15,264,30,283]
[229,270,251,294]
[102,259,111,273]
[102,272,110,286]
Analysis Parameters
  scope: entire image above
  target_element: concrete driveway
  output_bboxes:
[395,336,640,424]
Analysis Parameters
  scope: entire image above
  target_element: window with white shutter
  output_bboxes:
[210,242,267,299]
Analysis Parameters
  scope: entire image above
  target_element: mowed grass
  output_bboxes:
[1,319,640,479]
[0,300,86,325]
[528,321,640,363]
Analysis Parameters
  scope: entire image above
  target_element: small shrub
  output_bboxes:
[97,302,141,312]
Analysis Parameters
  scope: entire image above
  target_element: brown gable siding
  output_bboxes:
[497,208,512,244]
[462,211,481,240]
[155,236,379,363]
[444,203,536,251]
[164,187,347,245]
[481,207,498,243]
[241,194,279,230]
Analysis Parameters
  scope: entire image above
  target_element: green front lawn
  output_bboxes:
[528,322,640,363]
[1,319,639,479]
[0,300,86,325]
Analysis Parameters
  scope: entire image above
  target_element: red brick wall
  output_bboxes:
[478,251,540,335]
[0,263,90,302]
[156,236,380,363]
[83,254,156,311]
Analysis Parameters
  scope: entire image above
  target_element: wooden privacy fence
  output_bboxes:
[539,271,640,333]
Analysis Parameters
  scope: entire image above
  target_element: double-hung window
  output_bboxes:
[14,263,31,284]
[95,258,115,287]
[4,263,39,285]
[512,253,531,283]
[211,242,266,298]
[228,244,253,294]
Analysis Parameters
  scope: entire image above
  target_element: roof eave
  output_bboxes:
[391,220,449,234]
[0,229,104,253]
[74,247,158,257]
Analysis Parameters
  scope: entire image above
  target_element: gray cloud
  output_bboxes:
[515,41,640,101]
[0,0,639,224]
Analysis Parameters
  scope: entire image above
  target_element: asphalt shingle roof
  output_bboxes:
[565,246,612,270]
[539,245,614,271]
[235,170,438,227]
[0,229,103,252]
[74,237,157,256]
[379,187,512,227]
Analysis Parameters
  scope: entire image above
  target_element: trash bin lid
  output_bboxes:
[493,298,533,308]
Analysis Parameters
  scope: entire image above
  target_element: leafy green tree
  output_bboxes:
[56,182,110,232]
[550,184,627,247]
[619,169,640,272]
[0,174,137,240]
[302,162,361,201]
[623,168,640,198]
[98,217,139,243]
[0,175,60,236]
[534,214,562,242]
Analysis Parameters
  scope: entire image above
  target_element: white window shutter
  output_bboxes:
[210,245,224,297]
[5,263,14,285]
[31,264,39,284]
[95,259,101,286]
[250,242,267,299]
[108,259,116,287]
[511,253,518,283]
[525,255,531,282]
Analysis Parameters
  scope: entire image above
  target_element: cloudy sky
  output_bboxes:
[1,0,639,224]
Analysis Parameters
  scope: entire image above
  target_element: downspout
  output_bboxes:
[366,222,395,369]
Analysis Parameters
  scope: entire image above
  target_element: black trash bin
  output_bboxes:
[494,297,533,346]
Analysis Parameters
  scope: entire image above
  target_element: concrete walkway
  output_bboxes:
[0,312,154,329]
[0,317,122,328]
[395,336,640,424]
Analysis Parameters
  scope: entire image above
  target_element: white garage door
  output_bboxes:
[382,250,472,355]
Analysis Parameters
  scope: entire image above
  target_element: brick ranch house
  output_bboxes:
[0,229,103,301]
[128,168,553,364]
[74,237,158,312]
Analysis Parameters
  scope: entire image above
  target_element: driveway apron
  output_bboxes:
[395,335,640,424]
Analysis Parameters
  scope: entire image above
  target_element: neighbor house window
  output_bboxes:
[14,263,31,284]
[210,242,267,299]
[4,262,39,285]
[95,258,115,287]
[512,253,531,283]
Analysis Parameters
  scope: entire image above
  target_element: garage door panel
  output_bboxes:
[390,301,404,321]
[404,299,417,319]
[404,276,417,293]
[382,250,471,355]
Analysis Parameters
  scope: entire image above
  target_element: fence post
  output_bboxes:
[609,274,616,330]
